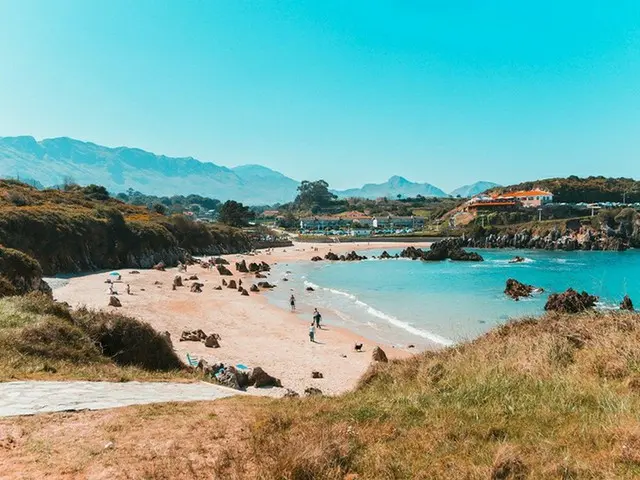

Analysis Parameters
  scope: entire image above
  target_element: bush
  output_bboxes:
[75,308,182,371]
[0,276,16,298]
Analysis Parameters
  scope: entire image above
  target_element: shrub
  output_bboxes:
[75,308,182,371]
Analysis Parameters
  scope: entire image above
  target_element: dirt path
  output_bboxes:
[0,381,239,417]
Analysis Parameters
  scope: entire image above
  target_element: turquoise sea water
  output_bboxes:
[266,249,640,349]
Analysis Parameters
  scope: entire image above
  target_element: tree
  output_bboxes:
[218,200,254,227]
[82,184,110,201]
[295,180,337,209]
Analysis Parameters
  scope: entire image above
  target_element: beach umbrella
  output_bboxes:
[109,272,121,277]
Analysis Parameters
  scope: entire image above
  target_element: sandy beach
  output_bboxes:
[53,241,430,396]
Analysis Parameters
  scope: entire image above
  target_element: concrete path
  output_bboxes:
[0,381,239,417]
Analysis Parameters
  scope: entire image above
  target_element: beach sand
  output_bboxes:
[53,241,430,396]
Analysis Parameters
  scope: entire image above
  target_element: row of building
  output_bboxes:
[464,189,554,212]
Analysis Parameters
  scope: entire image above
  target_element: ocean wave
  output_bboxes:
[304,280,454,346]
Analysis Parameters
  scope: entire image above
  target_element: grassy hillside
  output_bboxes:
[0,180,250,274]
[4,308,640,478]
[0,293,193,381]
[492,176,640,203]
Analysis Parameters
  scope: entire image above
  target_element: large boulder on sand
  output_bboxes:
[217,265,233,276]
[544,288,598,313]
[372,346,388,363]
[214,257,229,265]
[180,329,207,342]
[504,278,543,301]
[621,295,635,311]
[190,282,204,293]
[235,260,249,273]
[228,280,237,289]
[108,296,122,307]
[250,284,259,292]
[311,256,323,262]
[240,288,249,296]
[248,366,282,388]
[205,334,221,348]
[304,387,323,396]
[257,282,275,289]
[173,275,183,288]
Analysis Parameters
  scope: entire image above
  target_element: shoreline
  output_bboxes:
[52,241,429,396]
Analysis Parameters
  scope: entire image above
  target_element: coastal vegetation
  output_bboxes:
[490,176,640,204]
[0,292,192,381]
[0,180,251,274]
[4,308,640,478]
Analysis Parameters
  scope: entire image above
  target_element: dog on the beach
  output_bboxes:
[354,343,363,352]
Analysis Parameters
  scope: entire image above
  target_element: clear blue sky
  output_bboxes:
[1,1,639,191]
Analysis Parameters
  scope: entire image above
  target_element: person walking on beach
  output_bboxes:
[126,283,131,295]
[309,323,316,342]
[313,308,322,329]
[290,294,296,312]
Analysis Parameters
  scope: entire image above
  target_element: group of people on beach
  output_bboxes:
[289,294,323,342]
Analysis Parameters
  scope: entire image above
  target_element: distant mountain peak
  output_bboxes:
[334,176,448,199]
[450,181,500,198]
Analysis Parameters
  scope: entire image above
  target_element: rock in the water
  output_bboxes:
[240,288,249,296]
[400,239,484,262]
[236,260,249,273]
[152,262,166,271]
[306,286,315,292]
[228,280,237,289]
[311,256,323,262]
[250,284,259,292]
[108,296,122,307]
[324,252,340,261]
[249,366,282,388]
[304,387,323,396]
[504,278,543,301]
[217,265,233,276]
[255,272,267,279]
[257,282,275,289]
[205,333,221,348]
[621,295,634,311]
[180,329,207,342]
[173,275,183,288]
[379,251,393,259]
[311,371,323,379]
[344,251,367,261]
[544,288,598,313]
[372,346,388,362]
[190,282,204,293]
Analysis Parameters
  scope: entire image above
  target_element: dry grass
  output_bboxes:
[4,310,640,478]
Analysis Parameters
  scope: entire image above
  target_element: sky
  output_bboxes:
[1,1,639,191]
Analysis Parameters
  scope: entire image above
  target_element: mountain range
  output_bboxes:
[0,136,497,204]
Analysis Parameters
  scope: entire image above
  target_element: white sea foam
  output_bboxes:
[306,280,454,346]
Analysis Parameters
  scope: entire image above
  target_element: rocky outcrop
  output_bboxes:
[180,330,207,342]
[324,252,340,261]
[217,264,233,276]
[544,288,598,313]
[462,221,635,252]
[235,260,249,273]
[0,247,51,297]
[108,296,122,307]
[250,284,259,292]
[621,295,634,311]
[379,251,397,259]
[504,279,543,301]
[323,251,367,261]
[248,367,282,388]
[372,346,388,362]
[205,334,221,348]
[305,387,323,396]
[257,282,275,289]
[214,257,229,265]
[249,261,271,272]
[311,256,323,262]
[400,239,483,262]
